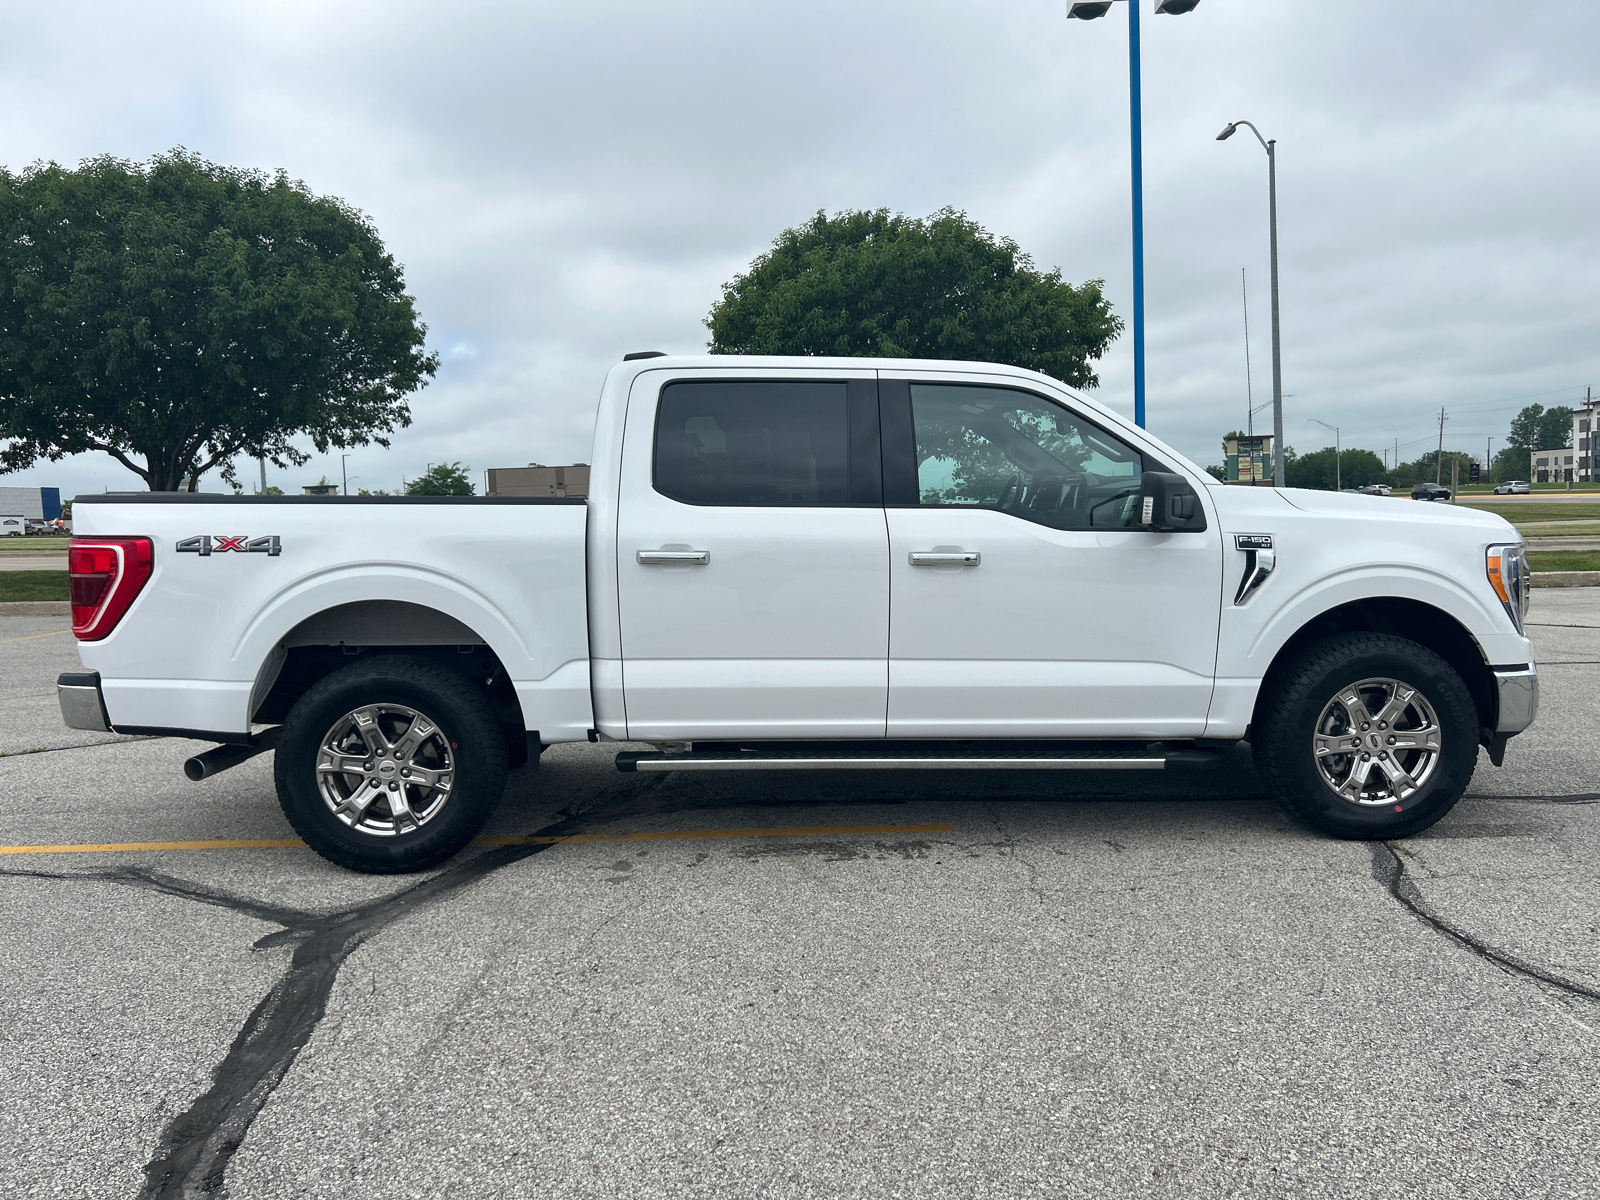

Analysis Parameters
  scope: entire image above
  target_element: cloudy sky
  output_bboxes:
[3,0,1598,496]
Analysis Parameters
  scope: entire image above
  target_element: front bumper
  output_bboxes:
[58,671,111,733]
[1493,665,1539,734]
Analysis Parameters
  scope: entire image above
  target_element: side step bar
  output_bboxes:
[616,742,1223,773]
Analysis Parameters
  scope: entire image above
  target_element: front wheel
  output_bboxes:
[274,656,509,873]
[1252,633,1479,840]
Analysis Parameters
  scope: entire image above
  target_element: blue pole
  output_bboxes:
[1127,0,1146,428]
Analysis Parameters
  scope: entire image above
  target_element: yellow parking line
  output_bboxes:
[0,629,72,645]
[0,823,954,856]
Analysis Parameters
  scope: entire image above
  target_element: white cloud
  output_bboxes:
[3,0,1597,496]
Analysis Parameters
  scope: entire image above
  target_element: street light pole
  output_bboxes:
[341,454,351,496]
[1068,1,1203,429]
[1218,120,1283,487]
[1127,0,1146,429]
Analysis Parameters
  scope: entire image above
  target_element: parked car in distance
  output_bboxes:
[1412,482,1452,501]
[1357,484,1392,496]
[1493,480,1531,495]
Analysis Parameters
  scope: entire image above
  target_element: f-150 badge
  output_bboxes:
[1234,534,1273,551]
[176,535,281,557]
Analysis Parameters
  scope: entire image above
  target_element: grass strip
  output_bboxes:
[1526,551,1600,573]
[0,536,70,552]
[0,570,68,601]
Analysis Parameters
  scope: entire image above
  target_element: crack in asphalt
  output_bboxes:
[0,780,659,1199]
[1474,793,1600,805]
[0,736,153,758]
[1369,842,1600,1006]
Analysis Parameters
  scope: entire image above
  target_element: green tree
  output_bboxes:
[404,462,473,496]
[0,150,437,491]
[706,208,1122,387]
[1493,445,1530,482]
[1507,404,1573,454]
[1392,449,1475,488]
[1287,446,1388,490]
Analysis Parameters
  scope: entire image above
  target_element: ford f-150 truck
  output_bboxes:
[57,355,1538,872]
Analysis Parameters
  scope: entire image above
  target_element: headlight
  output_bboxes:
[1486,544,1531,632]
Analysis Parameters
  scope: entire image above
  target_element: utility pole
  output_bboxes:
[1587,385,1595,484]
[1486,437,1493,487]
[1436,407,1448,485]
[258,457,266,495]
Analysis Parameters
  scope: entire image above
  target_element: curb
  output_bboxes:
[1532,572,1600,589]
[0,601,70,616]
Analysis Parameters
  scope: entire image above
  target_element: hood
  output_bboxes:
[1215,486,1519,539]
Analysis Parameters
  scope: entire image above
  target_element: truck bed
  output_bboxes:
[69,494,593,742]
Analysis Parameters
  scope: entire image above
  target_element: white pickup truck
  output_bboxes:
[58,355,1538,872]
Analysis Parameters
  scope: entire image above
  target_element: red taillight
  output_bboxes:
[69,537,154,640]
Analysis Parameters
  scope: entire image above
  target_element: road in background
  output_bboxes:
[2,603,1596,1198]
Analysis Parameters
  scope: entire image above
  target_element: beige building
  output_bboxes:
[486,464,590,498]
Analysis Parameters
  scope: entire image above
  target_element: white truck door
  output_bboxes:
[879,376,1223,739]
[615,370,888,740]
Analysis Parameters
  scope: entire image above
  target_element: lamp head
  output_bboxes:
[1216,122,1238,141]
[1067,1,1114,18]
[1155,0,1202,12]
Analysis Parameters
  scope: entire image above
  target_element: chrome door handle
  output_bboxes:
[637,549,710,566]
[908,551,980,566]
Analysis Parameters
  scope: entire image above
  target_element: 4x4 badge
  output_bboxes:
[176,535,281,557]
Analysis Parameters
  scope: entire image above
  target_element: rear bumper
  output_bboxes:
[1493,666,1539,734]
[58,672,111,733]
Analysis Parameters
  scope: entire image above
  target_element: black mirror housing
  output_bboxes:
[1138,471,1208,532]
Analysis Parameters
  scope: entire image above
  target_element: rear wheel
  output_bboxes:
[1253,633,1479,840]
[275,656,508,873]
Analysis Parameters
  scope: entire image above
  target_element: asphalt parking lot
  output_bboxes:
[3,598,1597,1200]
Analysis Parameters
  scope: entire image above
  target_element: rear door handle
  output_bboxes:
[908,551,980,566]
[637,549,710,565]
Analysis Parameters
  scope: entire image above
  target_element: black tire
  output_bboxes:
[1252,633,1479,840]
[274,656,509,873]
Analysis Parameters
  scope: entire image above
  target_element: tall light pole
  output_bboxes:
[1309,418,1340,492]
[340,453,352,496]
[1068,0,1204,429]
[1218,119,1283,487]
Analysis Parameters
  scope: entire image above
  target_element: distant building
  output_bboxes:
[486,464,589,498]
[1573,396,1597,482]
[301,484,339,496]
[1533,448,1575,484]
[1222,436,1273,485]
[0,486,62,520]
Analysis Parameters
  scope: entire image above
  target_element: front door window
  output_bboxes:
[909,384,1144,530]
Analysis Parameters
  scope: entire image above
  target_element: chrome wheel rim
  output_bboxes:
[1313,677,1441,806]
[315,703,455,836]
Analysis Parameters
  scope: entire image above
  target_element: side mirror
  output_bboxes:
[1138,471,1208,532]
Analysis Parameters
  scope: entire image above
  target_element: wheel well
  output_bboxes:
[1254,598,1496,734]
[250,601,531,766]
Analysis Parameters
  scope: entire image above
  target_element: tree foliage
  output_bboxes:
[404,462,474,496]
[1286,446,1387,490]
[1493,445,1530,483]
[0,150,437,490]
[1390,449,1476,488]
[1507,404,1573,452]
[705,208,1122,387]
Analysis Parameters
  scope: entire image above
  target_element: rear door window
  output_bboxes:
[654,380,855,506]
